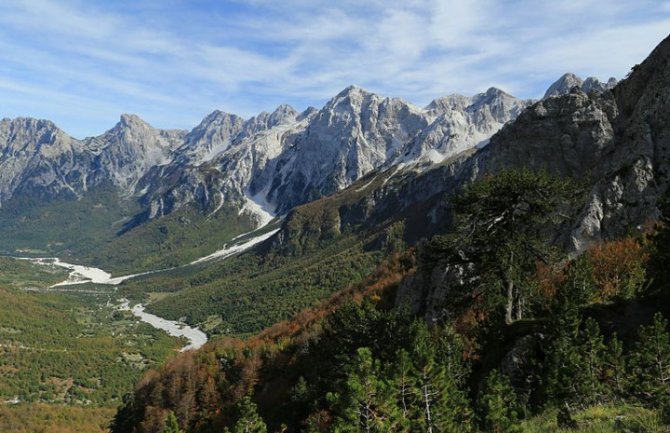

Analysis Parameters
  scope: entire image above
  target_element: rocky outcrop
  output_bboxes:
[393,34,670,313]
[85,114,185,191]
[393,88,533,168]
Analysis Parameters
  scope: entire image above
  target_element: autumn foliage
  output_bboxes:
[587,237,649,301]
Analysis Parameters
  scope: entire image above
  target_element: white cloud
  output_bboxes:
[0,0,668,137]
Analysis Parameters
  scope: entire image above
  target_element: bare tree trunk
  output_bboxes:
[423,382,433,433]
[505,251,515,325]
[505,279,514,325]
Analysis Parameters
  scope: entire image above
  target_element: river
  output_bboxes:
[118,300,208,352]
[14,227,280,352]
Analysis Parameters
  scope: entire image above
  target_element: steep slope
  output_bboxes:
[107,35,670,433]
[136,105,306,224]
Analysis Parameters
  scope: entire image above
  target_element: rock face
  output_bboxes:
[84,114,184,191]
[0,58,641,241]
[392,34,670,314]
[0,118,88,206]
[394,88,532,168]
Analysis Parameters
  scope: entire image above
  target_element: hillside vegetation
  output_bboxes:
[110,170,670,433]
[0,257,185,431]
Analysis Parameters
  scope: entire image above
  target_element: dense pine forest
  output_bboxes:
[110,170,670,433]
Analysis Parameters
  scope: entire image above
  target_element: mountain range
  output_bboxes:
[0,71,617,263]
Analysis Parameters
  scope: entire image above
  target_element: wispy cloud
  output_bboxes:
[0,0,667,137]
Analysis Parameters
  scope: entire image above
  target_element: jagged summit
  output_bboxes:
[544,73,583,98]
[544,72,618,99]
[118,113,148,127]
[336,84,368,96]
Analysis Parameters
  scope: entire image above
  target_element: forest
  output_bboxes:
[111,170,670,433]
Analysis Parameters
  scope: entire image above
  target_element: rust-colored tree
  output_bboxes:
[587,237,648,301]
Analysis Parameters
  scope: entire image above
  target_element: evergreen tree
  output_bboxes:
[444,169,573,324]
[328,347,402,433]
[631,313,670,404]
[477,370,521,433]
[544,305,583,405]
[603,333,627,399]
[164,410,184,433]
[110,393,137,433]
[390,349,415,424]
[409,322,472,433]
[577,317,606,404]
[229,396,267,433]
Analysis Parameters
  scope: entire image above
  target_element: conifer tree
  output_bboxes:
[603,333,627,398]
[390,349,415,424]
[477,370,521,433]
[631,313,670,404]
[409,322,472,433]
[229,396,267,433]
[328,347,401,433]
[578,317,606,403]
[164,411,184,433]
[445,169,573,324]
[544,305,583,405]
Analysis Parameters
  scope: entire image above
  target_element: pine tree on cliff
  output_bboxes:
[437,169,572,324]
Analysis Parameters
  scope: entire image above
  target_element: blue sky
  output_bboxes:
[1,0,669,138]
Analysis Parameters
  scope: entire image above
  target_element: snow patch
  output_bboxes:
[14,257,164,287]
[238,192,276,228]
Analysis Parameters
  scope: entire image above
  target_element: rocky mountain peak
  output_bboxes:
[241,104,299,139]
[176,110,246,164]
[544,73,584,99]
[118,113,148,128]
[425,94,473,113]
[327,85,379,111]
[0,117,75,156]
[270,104,298,120]
[544,73,618,99]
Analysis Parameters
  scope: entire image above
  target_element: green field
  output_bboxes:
[520,404,665,433]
